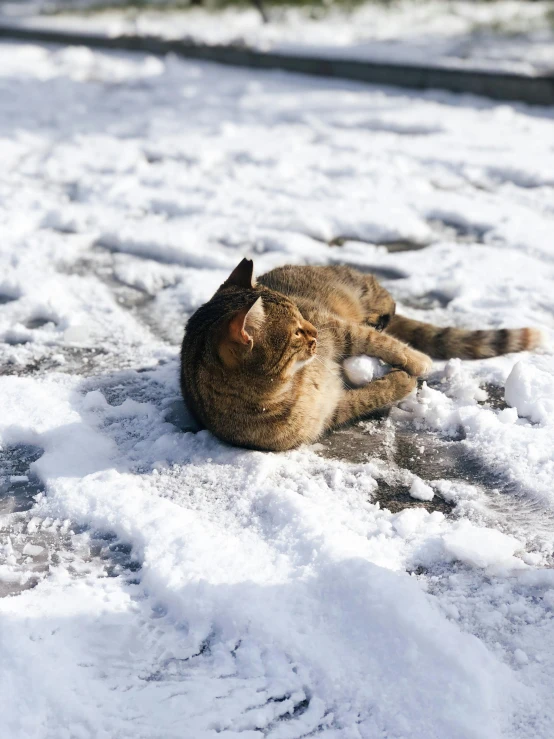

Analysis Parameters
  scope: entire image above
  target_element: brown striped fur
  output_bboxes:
[181,261,541,451]
[386,316,540,360]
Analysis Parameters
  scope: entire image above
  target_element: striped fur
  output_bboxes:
[386,316,542,360]
[181,261,541,451]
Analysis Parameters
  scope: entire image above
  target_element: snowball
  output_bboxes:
[409,478,434,502]
[443,521,524,570]
[343,355,391,386]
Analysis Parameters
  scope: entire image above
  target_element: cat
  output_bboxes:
[181,259,541,451]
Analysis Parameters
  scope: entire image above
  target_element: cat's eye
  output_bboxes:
[295,328,303,337]
[375,314,391,332]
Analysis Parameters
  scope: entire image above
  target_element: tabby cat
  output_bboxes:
[181,260,541,451]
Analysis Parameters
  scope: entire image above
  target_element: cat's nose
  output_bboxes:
[306,325,318,339]
[309,338,317,352]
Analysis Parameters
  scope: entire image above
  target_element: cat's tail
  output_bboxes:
[387,315,543,360]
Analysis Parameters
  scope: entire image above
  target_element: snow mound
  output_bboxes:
[410,477,434,501]
[443,520,525,571]
[505,355,554,426]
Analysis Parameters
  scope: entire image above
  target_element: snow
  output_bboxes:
[410,476,435,502]
[443,520,524,571]
[0,37,554,738]
[505,356,554,426]
[343,355,390,386]
[4,1,554,75]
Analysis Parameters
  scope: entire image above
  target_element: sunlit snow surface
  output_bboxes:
[1,41,554,738]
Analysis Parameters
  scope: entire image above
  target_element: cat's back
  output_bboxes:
[258,264,366,323]
[180,297,222,429]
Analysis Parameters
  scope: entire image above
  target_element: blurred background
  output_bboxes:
[1,0,553,75]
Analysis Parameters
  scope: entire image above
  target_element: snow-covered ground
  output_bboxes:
[1,39,554,738]
[2,0,554,74]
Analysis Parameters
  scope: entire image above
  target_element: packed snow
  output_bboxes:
[343,355,390,386]
[409,476,435,502]
[1,38,554,738]
[505,355,554,426]
[3,0,554,74]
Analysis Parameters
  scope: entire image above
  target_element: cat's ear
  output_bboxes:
[224,258,256,290]
[228,297,265,346]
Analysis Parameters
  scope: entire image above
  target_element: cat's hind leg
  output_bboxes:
[364,327,432,377]
[329,370,416,428]
[356,274,397,331]
[311,266,396,329]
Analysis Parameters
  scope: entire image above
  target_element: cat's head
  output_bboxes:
[216,259,318,376]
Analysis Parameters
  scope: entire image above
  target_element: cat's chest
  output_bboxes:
[292,363,342,421]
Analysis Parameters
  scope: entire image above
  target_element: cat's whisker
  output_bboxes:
[313,355,336,374]
[313,355,328,368]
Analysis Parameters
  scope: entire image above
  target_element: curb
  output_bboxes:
[1,23,553,106]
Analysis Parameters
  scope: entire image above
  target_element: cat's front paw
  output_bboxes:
[404,349,433,377]
[383,369,417,402]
